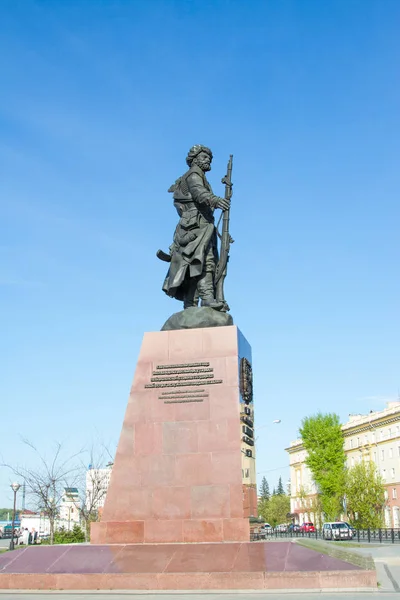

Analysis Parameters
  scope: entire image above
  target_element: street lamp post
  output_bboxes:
[9,482,21,551]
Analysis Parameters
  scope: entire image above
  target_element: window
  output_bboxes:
[350,439,353,449]
[374,451,377,462]
[397,425,400,436]
[381,430,385,441]
[381,449,385,461]
[390,448,394,458]
[392,468,395,479]
[398,446,400,457]
[357,437,360,447]
[385,490,388,500]
[382,469,387,480]
[393,489,397,500]
[351,457,355,467]
[364,435,368,445]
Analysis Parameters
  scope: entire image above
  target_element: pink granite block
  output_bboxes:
[183,519,223,542]
[223,518,250,541]
[152,486,191,519]
[175,453,212,486]
[103,487,152,521]
[113,544,173,572]
[167,328,203,360]
[229,483,245,517]
[191,485,230,519]
[225,355,240,387]
[197,419,239,452]
[90,522,106,544]
[166,541,239,572]
[318,570,377,589]
[200,356,227,381]
[105,521,144,544]
[139,331,170,362]
[264,571,320,589]
[130,362,153,392]
[163,421,198,454]
[209,387,241,421]
[149,395,177,422]
[211,451,242,484]
[114,423,134,455]
[134,422,163,455]
[156,573,212,590]
[202,325,238,357]
[207,572,265,590]
[174,397,210,422]
[104,453,141,492]
[140,454,176,487]
[125,392,154,424]
[144,519,183,543]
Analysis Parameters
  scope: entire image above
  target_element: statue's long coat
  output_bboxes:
[162,164,219,301]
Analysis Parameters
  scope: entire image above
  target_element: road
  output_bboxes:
[349,545,400,593]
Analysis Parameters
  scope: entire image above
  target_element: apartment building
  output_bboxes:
[59,487,80,527]
[286,401,400,527]
[85,463,113,511]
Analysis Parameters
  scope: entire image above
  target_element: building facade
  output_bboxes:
[85,464,113,511]
[287,401,400,527]
[59,487,81,527]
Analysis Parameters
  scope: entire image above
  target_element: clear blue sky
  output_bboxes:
[1,0,399,507]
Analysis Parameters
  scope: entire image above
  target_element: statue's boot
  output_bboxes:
[197,272,224,311]
[183,280,199,309]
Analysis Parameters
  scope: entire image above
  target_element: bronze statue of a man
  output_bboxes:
[158,145,230,311]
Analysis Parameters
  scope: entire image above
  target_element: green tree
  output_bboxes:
[54,524,85,544]
[0,509,12,520]
[259,477,270,501]
[259,494,290,526]
[345,461,385,529]
[276,476,285,495]
[272,487,276,496]
[299,412,346,521]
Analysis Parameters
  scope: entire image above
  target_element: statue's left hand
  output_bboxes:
[215,196,230,211]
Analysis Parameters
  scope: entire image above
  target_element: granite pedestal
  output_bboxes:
[91,325,252,544]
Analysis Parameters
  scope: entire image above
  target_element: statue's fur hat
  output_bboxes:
[186,144,213,167]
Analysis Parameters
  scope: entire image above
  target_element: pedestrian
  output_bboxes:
[19,528,29,545]
[28,528,38,544]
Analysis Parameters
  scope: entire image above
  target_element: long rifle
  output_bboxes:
[215,155,233,310]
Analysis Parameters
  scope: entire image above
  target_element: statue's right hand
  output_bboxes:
[215,197,230,211]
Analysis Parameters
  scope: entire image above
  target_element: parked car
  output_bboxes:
[275,523,288,532]
[288,523,301,533]
[259,523,273,536]
[0,525,19,539]
[300,522,315,533]
[322,522,353,540]
[342,522,357,535]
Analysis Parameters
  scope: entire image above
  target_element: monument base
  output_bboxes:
[0,541,376,591]
[93,325,254,546]
[91,517,249,544]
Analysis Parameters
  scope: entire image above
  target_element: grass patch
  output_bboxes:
[295,538,375,570]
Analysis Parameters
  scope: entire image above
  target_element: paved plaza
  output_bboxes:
[0,593,397,599]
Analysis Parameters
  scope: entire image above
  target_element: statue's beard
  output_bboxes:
[195,158,211,172]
